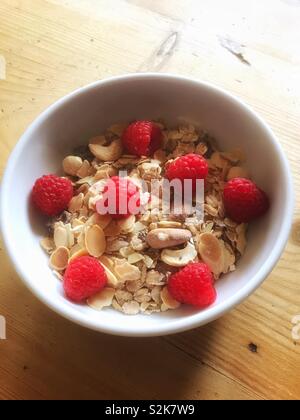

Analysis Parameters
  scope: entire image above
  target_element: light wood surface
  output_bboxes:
[0,0,300,400]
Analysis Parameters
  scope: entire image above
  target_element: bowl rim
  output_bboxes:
[0,73,294,337]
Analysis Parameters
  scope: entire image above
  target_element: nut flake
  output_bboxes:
[198,233,224,276]
[68,193,84,213]
[77,160,92,179]
[40,237,55,254]
[85,225,106,258]
[87,288,115,310]
[127,253,144,264]
[161,287,181,309]
[114,260,141,282]
[50,246,70,271]
[122,301,140,315]
[118,215,136,233]
[54,226,69,248]
[63,156,83,176]
[236,224,247,255]
[146,270,166,286]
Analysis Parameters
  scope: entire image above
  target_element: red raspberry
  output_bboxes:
[32,174,73,217]
[168,263,216,308]
[223,178,269,223]
[122,121,162,157]
[63,256,107,302]
[96,176,141,219]
[165,154,209,191]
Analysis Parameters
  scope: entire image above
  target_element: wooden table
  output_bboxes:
[0,0,299,400]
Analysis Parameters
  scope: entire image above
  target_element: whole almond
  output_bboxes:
[146,228,192,249]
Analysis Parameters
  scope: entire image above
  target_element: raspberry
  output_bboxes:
[96,176,141,219]
[63,256,107,302]
[32,174,74,217]
[165,154,209,191]
[168,263,216,308]
[223,178,269,223]
[122,121,162,157]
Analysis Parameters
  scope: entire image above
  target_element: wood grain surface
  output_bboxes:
[0,0,299,400]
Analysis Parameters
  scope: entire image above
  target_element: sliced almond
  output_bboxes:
[151,286,163,304]
[86,213,112,229]
[76,184,89,195]
[147,228,192,250]
[54,226,69,248]
[117,215,136,233]
[76,176,94,186]
[196,142,208,155]
[161,242,197,267]
[114,260,141,281]
[98,256,122,287]
[115,289,133,304]
[146,270,166,286]
[69,243,84,257]
[198,233,224,276]
[144,255,154,269]
[89,139,123,162]
[89,179,108,195]
[79,206,89,218]
[85,225,106,258]
[104,221,121,237]
[77,160,91,179]
[106,239,129,253]
[122,301,140,315]
[99,255,116,272]
[133,221,148,234]
[222,245,236,273]
[94,165,117,180]
[87,287,115,311]
[119,246,135,258]
[103,266,120,288]
[72,218,85,228]
[68,247,88,262]
[227,166,250,181]
[63,156,83,176]
[161,287,181,309]
[50,247,70,271]
[68,193,84,213]
[236,224,247,255]
[40,237,55,254]
[88,195,101,211]
[53,270,63,281]
[128,253,144,265]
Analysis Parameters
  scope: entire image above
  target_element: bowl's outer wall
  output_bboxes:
[0,75,294,336]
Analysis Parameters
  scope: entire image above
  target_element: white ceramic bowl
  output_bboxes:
[0,74,294,337]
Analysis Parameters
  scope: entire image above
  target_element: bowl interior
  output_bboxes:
[1,75,292,336]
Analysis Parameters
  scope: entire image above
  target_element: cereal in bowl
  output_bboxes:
[34,120,269,315]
